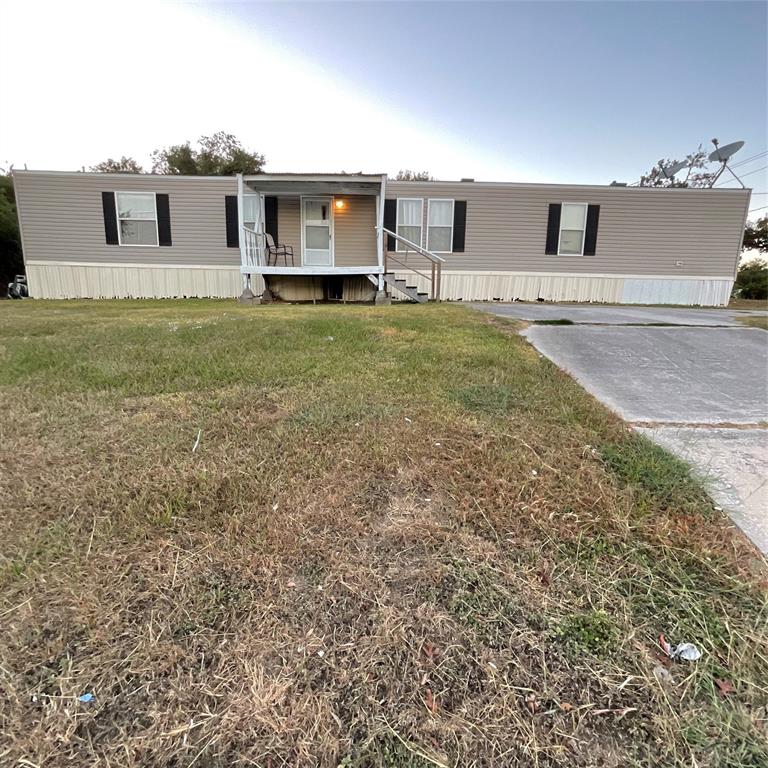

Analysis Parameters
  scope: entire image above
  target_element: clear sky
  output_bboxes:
[2,0,766,208]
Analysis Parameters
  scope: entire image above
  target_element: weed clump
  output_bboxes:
[556,611,617,656]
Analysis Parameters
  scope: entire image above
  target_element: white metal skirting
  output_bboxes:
[25,263,734,307]
[620,278,732,306]
[26,263,260,299]
[392,271,733,306]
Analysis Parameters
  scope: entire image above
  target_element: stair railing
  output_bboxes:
[241,225,265,269]
[378,227,445,300]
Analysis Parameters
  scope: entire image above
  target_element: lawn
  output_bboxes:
[1,300,766,768]
[738,316,768,330]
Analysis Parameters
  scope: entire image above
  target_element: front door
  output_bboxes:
[302,197,333,266]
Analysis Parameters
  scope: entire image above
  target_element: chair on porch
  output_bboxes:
[264,233,295,267]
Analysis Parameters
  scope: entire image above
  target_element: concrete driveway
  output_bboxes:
[470,302,766,327]
[475,303,768,553]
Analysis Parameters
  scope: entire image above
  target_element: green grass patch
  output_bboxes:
[601,436,712,513]
[738,315,768,330]
[556,611,617,656]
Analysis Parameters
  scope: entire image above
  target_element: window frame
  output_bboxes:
[427,198,455,254]
[395,197,423,252]
[115,191,159,247]
[557,202,588,256]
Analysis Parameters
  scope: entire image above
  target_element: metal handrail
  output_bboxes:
[378,226,443,301]
[379,227,446,263]
[241,225,264,269]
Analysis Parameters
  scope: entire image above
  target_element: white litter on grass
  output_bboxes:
[531,469,538,477]
[192,429,202,453]
[660,634,703,662]
[671,643,702,662]
[404,417,412,423]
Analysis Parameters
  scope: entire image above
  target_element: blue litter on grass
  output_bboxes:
[78,693,94,703]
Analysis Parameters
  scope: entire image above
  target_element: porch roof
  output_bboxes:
[242,173,386,196]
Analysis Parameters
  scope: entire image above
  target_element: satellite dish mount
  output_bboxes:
[707,138,746,188]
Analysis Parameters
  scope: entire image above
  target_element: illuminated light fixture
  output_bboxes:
[334,199,345,209]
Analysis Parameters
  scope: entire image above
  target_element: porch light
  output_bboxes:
[334,198,345,209]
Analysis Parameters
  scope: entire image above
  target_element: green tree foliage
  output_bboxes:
[0,173,23,288]
[743,216,768,253]
[639,146,717,188]
[734,258,768,300]
[396,169,433,181]
[151,132,265,175]
[90,156,145,173]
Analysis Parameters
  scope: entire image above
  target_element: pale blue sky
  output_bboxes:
[218,0,767,193]
[3,1,766,206]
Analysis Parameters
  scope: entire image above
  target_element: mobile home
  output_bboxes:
[12,170,750,306]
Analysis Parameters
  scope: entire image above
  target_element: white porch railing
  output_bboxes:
[241,226,265,270]
[379,227,445,301]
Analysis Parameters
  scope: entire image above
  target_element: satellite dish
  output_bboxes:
[708,140,744,163]
[706,139,747,188]
[662,160,689,178]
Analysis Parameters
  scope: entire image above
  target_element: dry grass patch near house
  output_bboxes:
[738,315,768,330]
[1,300,766,768]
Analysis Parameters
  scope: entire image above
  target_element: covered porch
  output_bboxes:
[237,173,387,301]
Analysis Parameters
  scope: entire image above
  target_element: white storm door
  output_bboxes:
[302,197,333,266]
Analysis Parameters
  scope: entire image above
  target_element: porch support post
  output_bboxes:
[237,173,256,303]
[376,174,386,293]
[237,174,245,271]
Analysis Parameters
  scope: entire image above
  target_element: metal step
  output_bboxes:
[382,273,429,303]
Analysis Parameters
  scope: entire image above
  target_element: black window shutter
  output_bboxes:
[225,195,239,248]
[102,192,119,245]
[452,200,466,252]
[583,204,600,256]
[545,203,561,255]
[383,199,396,250]
[264,196,278,242]
[156,194,172,246]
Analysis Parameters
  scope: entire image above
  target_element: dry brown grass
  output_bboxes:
[0,300,766,767]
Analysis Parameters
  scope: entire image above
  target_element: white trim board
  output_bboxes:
[388,269,735,281]
[26,260,240,270]
[241,265,384,276]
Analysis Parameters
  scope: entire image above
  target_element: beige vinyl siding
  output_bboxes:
[275,195,377,267]
[333,195,378,267]
[14,171,239,267]
[275,196,301,257]
[387,181,749,278]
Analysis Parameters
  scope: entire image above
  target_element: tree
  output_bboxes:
[743,216,768,253]
[638,145,717,188]
[151,132,265,175]
[733,258,768,300]
[0,172,23,290]
[396,169,433,181]
[90,156,144,173]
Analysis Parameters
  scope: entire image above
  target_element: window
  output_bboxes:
[427,199,454,252]
[243,194,260,230]
[116,192,158,246]
[558,203,587,255]
[396,198,423,250]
